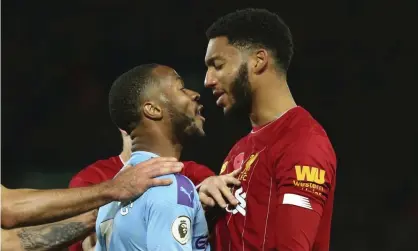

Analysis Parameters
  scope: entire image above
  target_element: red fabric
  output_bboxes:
[181,161,215,186]
[212,107,337,251]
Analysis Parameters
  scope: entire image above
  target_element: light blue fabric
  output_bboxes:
[96,151,210,251]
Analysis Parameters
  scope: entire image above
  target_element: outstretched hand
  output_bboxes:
[198,168,242,209]
[108,157,183,201]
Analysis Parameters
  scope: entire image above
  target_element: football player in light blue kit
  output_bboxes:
[96,64,210,251]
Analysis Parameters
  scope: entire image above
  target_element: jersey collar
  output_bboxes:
[131,151,160,159]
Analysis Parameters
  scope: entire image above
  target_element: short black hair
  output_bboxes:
[206,8,293,71]
[109,64,159,134]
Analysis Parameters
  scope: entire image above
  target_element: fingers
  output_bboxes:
[150,178,173,187]
[228,167,242,177]
[199,192,216,207]
[220,185,238,206]
[148,162,184,177]
[206,186,228,208]
[222,176,241,187]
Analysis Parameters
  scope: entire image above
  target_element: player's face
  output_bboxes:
[159,67,205,137]
[204,37,252,117]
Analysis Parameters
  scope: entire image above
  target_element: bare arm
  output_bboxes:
[1,157,183,228]
[1,210,97,251]
[1,184,111,229]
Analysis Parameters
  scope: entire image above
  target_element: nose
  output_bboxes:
[187,89,200,102]
[204,70,217,89]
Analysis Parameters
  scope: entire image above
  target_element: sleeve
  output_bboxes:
[274,135,336,251]
[181,161,215,187]
[145,200,194,251]
[192,196,210,250]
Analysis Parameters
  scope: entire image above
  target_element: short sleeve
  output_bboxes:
[145,174,209,251]
[192,199,210,250]
[145,200,194,250]
[275,134,336,216]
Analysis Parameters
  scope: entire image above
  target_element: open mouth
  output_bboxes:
[196,105,205,122]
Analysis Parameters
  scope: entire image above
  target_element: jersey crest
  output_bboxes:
[171,215,191,245]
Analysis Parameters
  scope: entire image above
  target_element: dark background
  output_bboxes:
[2,0,417,250]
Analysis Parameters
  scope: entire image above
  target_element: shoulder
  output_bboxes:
[271,108,335,157]
[146,174,195,196]
[284,133,336,172]
[144,174,197,208]
[270,109,336,175]
[273,130,337,186]
[70,156,122,187]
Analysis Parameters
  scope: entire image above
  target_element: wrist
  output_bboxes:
[97,181,117,202]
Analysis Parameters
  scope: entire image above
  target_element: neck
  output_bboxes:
[249,73,297,127]
[119,135,133,163]
[119,146,131,164]
[130,125,182,160]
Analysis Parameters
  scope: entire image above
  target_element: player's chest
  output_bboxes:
[220,146,274,199]
[216,146,277,236]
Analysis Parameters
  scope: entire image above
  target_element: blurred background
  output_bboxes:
[2,0,417,250]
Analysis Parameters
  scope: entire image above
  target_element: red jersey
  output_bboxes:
[69,156,214,251]
[69,156,124,188]
[213,107,337,251]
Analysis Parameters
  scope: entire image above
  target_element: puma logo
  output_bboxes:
[180,186,194,203]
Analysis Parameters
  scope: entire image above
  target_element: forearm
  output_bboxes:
[2,183,113,228]
[1,210,97,251]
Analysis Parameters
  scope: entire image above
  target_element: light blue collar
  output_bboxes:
[131,151,160,158]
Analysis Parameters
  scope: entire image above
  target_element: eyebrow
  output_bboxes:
[175,76,185,87]
[205,55,223,66]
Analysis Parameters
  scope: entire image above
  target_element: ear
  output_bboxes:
[250,49,268,74]
[143,101,163,120]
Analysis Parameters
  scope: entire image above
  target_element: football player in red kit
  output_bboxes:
[69,130,214,251]
[199,8,337,251]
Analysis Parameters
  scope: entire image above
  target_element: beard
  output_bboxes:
[167,105,202,144]
[225,63,253,121]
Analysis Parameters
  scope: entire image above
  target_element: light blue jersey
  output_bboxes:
[95,151,210,251]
